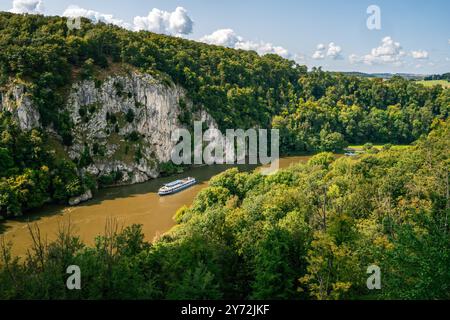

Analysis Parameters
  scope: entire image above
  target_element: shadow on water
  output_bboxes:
[79,163,258,207]
[1,156,316,256]
[0,221,8,234]
[0,204,67,236]
[0,163,258,236]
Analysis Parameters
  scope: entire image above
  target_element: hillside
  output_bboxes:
[416,79,450,89]
[338,72,426,80]
[0,12,449,217]
[1,119,448,300]
[424,72,450,81]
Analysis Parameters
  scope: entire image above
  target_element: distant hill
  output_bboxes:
[424,73,450,81]
[335,72,427,80]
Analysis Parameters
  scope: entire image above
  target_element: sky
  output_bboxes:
[1,0,449,74]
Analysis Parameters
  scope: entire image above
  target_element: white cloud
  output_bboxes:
[63,5,131,29]
[200,28,291,59]
[200,29,242,47]
[312,44,326,60]
[349,36,406,66]
[411,50,429,59]
[9,0,44,14]
[293,53,306,64]
[316,44,326,50]
[348,54,360,64]
[312,42,343,60]
[133,7,193,35]
[235,41,290,58]
[326,42,343,60]
[62,6,194,35]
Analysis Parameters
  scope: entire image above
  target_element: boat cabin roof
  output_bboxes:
[165,180,182,187]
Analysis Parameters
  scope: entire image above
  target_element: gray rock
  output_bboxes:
[68,190,93,206]
[1,70,219,188]
[0,84,41,130]
[85,164,100,176]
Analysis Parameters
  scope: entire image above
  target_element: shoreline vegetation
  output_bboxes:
[0,12,449,300]
[0,13,449,220]
[0,120,449,299]
[0,144,406,224]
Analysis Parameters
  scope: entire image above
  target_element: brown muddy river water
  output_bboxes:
[0,156,313,257]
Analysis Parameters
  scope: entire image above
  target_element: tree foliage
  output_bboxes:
[1,121,448,299]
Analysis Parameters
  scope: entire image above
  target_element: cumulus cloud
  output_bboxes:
[326,42,343,59]
[133,7,193,35]
[411,50,429,59]
[348,54,360,65]
[199,29,242,47]
[9,0,44,14]
[200,28,291,59]
[349,36,406,66]
[63,5,131,29]
[293,53,307,64]
[312,44,326,60]
[235,40,290,58]
[312,42,343,60]
[62,5,193,35]
[366,36,405,64]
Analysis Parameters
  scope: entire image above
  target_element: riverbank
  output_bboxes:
[1,156,316,257]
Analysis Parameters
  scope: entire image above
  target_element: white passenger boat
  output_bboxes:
[158,177,197,196]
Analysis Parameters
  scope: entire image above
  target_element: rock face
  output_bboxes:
[68,72,178,184]
[0,70,219,192]
[0,84,41,130]
[68,189,93,206]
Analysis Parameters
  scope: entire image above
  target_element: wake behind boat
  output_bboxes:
[158,177,197,196]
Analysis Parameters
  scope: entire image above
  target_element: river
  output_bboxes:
[0,156,313,257]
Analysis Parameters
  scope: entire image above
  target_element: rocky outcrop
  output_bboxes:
[64,71,219,186]
[1,70,219,196]
[68,190,93,206]
[0,84,41,130]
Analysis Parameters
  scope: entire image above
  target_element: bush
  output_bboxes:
[126,109,135,123]
[127,131,140,142]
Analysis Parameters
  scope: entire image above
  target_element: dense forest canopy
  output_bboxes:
[0,12,448,217]
[1,120,448,300]
[0,11,449,301]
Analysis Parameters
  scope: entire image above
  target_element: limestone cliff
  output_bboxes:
[0,83,41,130]
[1,70,218,193]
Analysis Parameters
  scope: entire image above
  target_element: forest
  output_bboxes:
[424,73,450,81]
[0,120,448,299]
[0,13,448,217]
[0,13,449,217]
[0,12,449,300]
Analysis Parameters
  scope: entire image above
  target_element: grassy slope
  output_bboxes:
[416,80,450,88]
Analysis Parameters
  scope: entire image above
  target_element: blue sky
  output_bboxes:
[1,0,449,74]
